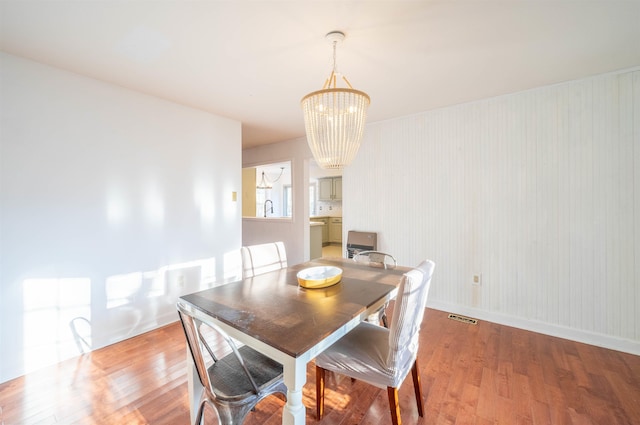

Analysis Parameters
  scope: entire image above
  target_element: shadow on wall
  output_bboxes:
[20,250,243,376]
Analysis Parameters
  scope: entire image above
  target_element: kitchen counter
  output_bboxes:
[311,216,342,245]
[310,222,323,259]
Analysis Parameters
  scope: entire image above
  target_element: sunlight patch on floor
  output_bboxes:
[322,244,343,258]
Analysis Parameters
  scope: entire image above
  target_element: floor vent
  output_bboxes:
[448,314,478,325]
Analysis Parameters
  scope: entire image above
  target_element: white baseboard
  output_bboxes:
[97,310,178,350]
[427,300,640,356]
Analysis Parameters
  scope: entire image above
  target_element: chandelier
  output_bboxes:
[256,167,285,189]
[301,31,370,169]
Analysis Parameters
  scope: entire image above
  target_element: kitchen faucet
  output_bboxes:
[264,199,274,217]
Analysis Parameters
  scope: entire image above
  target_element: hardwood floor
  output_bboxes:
[322,244,343,258]
[1,308,639,424]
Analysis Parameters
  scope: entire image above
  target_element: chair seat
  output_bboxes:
[210,345,284,401]
[316,321,414,389]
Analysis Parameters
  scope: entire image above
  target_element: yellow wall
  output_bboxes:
[242,167,256,216]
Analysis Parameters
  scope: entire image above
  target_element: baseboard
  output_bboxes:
[97,310,178,350]
[427,300,640,356]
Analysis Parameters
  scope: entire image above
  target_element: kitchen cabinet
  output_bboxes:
[313,217,330,245]
[329,217,342,243]
[318,177,342,201]
[320,217,330,244]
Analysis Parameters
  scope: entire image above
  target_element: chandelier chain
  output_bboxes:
[332,39,338,75]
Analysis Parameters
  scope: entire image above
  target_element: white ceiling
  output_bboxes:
[2,1,639,149]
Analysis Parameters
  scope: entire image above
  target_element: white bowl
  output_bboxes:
[297,266,343,289]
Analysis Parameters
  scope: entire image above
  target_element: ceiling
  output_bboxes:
[2,1,639,149]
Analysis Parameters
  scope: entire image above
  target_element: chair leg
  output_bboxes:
[387,387,402,425]
[381,312,389,328]
[411,360,424,417]
[316,365,326,419]
[195,399,207,425]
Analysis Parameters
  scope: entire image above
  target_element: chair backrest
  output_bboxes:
[353,250,397,269]
[387,260,435,373]
[69,316,92,354]
[177,304,261,398]
[241,241,287,278]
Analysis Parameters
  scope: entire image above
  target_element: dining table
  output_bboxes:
[177,257,410,425]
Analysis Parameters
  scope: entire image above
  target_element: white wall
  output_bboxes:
[0,53,242,382]
[242,138,312,266]
[344,68,640,354]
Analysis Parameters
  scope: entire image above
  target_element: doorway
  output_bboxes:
[309,160,343,258]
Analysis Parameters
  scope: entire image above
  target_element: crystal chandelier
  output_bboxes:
[301,31,370,169]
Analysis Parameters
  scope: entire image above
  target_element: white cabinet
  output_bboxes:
[318,177,342,201]
[333,177,342,200]
[329,217,342,243]
[318,179,332,200]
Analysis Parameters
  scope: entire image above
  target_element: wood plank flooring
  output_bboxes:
[1,308,639,424]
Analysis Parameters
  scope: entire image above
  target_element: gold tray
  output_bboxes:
[297,266,342,289]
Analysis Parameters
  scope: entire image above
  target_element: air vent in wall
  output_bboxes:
[447,314,478,325]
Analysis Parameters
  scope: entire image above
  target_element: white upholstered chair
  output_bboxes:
[241,241,287,279]
[315,260,435,425]
[177,304,287,425]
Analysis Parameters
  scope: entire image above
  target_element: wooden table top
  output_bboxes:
[179,257,409,358]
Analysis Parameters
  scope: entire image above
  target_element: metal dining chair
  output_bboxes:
[353,250,398,327]
[69,316,92,354]
[315,260,435,425]
[353,250,397,269]
[241,241,287,279]
[177,303,287,425]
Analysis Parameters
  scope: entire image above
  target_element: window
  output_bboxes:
[284,185,292,217]
[242,161,292,218]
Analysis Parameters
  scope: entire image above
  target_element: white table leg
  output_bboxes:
[282,358,308,425]
[186,346,203,424]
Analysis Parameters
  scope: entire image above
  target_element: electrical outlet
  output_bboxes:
[473,274,482,286]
